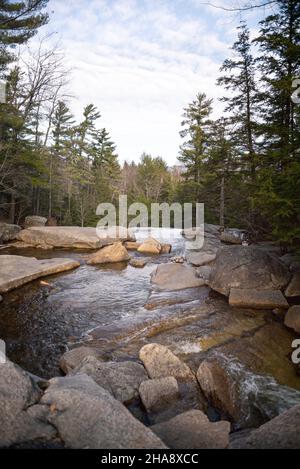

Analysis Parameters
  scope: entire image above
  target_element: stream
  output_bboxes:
[0,229,186,377]
[1,228,300,430]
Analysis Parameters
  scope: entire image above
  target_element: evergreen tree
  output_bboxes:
[52,101,74,152]
[0,0,49,73]
[202,119,239,227]
[254,0,300,245]
[48,101,74,218]
[178,92,213,202]
[92,128,120,204]
[137,153,170,204]
[217,22,258,179]
[75,104,101,160]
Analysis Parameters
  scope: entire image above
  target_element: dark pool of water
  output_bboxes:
[0,229,185,377]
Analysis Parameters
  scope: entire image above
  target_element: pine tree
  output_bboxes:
[178,92,213,202]
[48,101,74,218]
[137,153,170,204]
[217,22,258,180]
[75,104,101,160]
[52,101,74,152]
[202,119,239,227]
[254,0,300,246]
[92,128,120,204]
[0,0,49,73]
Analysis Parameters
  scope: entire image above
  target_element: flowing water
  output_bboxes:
[0,229,186,377]
[1,228,300,429]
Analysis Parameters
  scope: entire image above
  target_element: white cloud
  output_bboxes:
[34,0,263,165]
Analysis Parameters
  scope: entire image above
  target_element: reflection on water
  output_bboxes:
[0,229,184,377]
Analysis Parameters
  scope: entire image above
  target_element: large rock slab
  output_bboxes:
[230,404,300,449]
[285,273,300,297]
[196,354,300,429]
[0,255,80,293]
[151,263,205,291]
[17,226,122,249]
[87,242,130,265]
[139,344,194,381]
[210,246,290,297]
[18,226,102,249]
[41,374,166,449]
[229,288,289,310]
[71,356,148,403]
[139,377,180,413]
[59,346,102,374]
[284,306,300,334]
[0,361,56,448]
[152,410,230,449]
[0,223,21,242]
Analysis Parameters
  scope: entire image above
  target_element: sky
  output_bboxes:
[36,0,273,165]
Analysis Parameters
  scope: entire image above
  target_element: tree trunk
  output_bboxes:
[9,192,15,224]
[48,152,53,219]
[219,176,225,228]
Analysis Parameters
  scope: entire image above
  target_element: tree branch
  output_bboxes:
[197,1,277,12]
[0,1,47,26]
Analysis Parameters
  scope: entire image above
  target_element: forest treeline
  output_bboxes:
[0,0,299,247]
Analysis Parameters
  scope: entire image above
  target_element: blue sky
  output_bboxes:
[38,0,274,165]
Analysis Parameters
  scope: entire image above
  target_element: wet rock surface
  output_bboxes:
[87,242,130,265]
[229,404,300,449]
[152,409,230,449]
[59,346,103,374]
[151,263,205,291]
[197,353,300,429]
[130,257,149,268]
[0,255,80,293]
